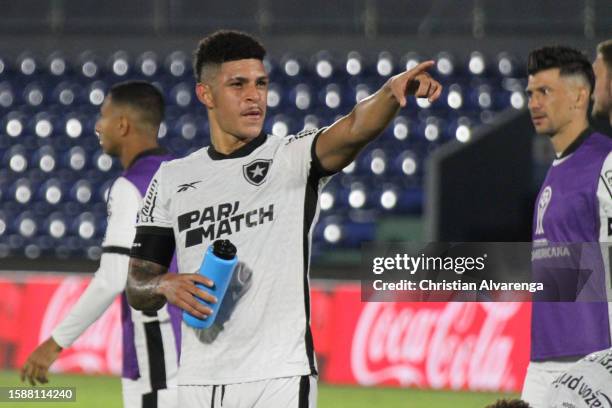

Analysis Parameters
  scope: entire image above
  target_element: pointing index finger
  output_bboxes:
[407,60,435,76]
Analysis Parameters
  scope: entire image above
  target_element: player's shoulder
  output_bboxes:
[590,133,612,171]
[587,132,612,153]
[283,127,324,146]
[570,347,612,380]
[157,147,209,173]
[276,127,326,156]
[109,176,141,199]
[581,347,612,363]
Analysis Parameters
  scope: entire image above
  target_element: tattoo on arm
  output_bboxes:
[126,258,168,311]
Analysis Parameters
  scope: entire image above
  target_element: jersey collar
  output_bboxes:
[127,147,169,169]
[558,126,593,159]
[207,133,268,160]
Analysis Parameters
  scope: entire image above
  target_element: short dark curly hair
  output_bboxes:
[527,45,595,93]
[484,398,532,408]
[193,30,266,82]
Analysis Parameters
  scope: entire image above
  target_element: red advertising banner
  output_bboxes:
[323,285,530,392]
[13,275,122,375]
[0,274,529,392]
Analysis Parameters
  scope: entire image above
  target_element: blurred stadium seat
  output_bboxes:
[0,49,526,256]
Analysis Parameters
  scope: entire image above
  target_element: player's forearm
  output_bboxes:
[344,80,400,144]
[315,81,400,172]
[52,254,128,347]
[52,282,117,347]
[126,258,168,311]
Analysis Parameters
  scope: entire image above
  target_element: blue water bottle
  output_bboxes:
[183,239,238,329]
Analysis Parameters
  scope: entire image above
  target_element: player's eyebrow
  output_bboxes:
[226,75,269,84]
[525,85,550,94]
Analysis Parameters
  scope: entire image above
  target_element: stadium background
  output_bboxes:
[0,1,611,406]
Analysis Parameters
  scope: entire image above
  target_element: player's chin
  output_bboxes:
[232,129,260,143]
[100,144,111,155]
[240,121,264,138]
[532,124,548,135]
[102,143,119,157]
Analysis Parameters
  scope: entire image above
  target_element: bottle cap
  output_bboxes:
[212,239,237,260]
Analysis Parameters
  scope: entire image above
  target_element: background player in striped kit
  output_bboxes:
[125,30,442,408]
[593,39,612,127]
[521,46,612,407]
[20,81,181,408]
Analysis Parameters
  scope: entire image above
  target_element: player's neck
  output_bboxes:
[119,136,159,169]
[550,117,589,157]
[209,122,257,155]
[211,133,250,155]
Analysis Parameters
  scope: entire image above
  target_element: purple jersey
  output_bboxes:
[531,131,612,360]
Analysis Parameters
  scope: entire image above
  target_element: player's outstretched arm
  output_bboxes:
[315,60,442,173]
[126,258,216,319]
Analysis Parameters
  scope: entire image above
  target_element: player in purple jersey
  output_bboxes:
[593,39,612,127]
[522,46,612,407]
[21,81,181,408]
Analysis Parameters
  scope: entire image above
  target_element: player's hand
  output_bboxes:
[20,337,62,386]
[156,273,217,319]
[388,60,443,107]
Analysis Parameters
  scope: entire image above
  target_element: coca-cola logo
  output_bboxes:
[350,302,521,391]
[39,277,122,375]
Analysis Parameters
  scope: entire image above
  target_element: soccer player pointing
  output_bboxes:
[126,30,441,407]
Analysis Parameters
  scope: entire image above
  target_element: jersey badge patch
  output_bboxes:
[243,159,272,186]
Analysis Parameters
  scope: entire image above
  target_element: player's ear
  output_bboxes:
[576,85,590,110]
[196,82,215,109]
[118,115,130,137]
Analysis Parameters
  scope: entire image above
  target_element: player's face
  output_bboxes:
[526,68,576,137]
[592,54,612,119]
[207,59,268,141]
[95,97,122,156]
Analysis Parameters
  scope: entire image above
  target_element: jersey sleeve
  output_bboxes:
[101,177,141,254]
[283,127,337,183]
[598,151,612,243]
[52,177,143,346]
[131,164,176,267]
[51,252,129,347]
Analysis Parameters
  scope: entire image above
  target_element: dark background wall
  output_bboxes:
[0,0,609,57]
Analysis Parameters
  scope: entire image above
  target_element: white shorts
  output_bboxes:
[178,376,317,408]
[521,359,579,408]
[122,377,178,408]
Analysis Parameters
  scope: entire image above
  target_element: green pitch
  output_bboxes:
[0,370,518,407]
